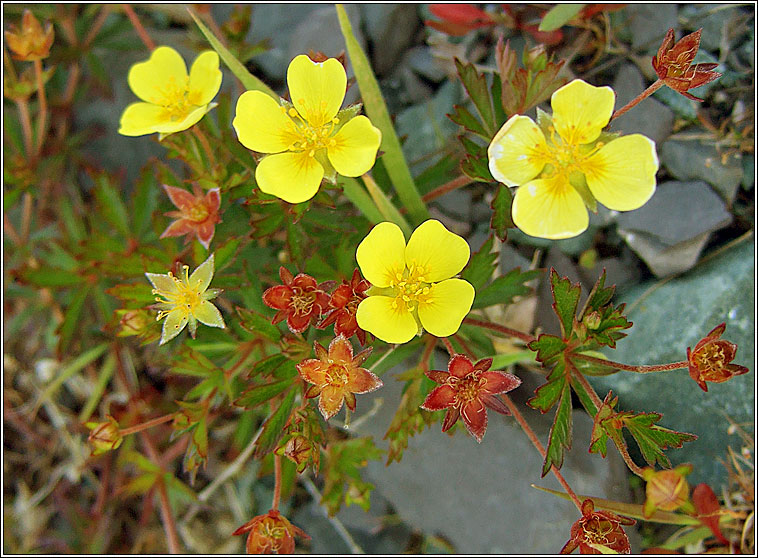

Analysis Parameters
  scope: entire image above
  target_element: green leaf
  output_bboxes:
[384,375,434,464]
[336,4,429,225]
[528,334,566,365]
[489,183,514,241]
[527,359,567,412]
[538,3,585,31]
[461,236,496,291]
[453,58,495,135]
[14,266,83,287]
[248,353,289,379]
[170,346,219,377]
[549,269,581,338]
[236,306,281,342]
[254,389,296,458]
[579,270,614,318]
[59,198,86,243]
[57,284,91,356]
[214,237,240,270]
[235,379,294,408]
[339,176,383,224]
[623,412,698,468]
[541,381,573,476]
[105,283,156,306]
[361,174,412,237]
[449,105,490,139]
[322,437,383,515]
[472,267,540,309]
[93,172,130,238]
[188,9,277,99]
[460,151,494,183]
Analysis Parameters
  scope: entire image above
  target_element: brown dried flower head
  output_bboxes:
[5,9,54,61]
[86,415,123,455]
[687,323,749,392]
[233,509,310,554]
[561,499,635,554]
[652,28,721,101]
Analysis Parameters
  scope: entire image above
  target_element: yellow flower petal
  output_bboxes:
[118,102,168,136]
[356,296,419,344]
[405,220,470,282]
[145,272,177,294]
[512,177,589,239]
[188,51,222,106]
[488,115,548,185]
[327,115,382,177]
[128,46,187,105]
[159,104,212,136]
[417,279,474,338]
[255,151,324,204]
[192,300,225,328]
[160,308,188,345]
[189,254,214,293]
[287,55,346,127]
[584,134,658,211]
[233,91,299,154]
[551,79,615,145]
[356,222,407,288]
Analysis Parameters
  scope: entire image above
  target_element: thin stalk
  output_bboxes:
[502,394,583,511]
[463,317,536,344]
[122,4,155,51]
[272,454,282,511]
[192,125,217,169]
[610,79,664,121]
[82,5,111,48]
[419,335,436,372]
[33,59,48,158]
[140,431,182,553]
[440,337,456,356]
[422,175,473,203]
[15,99,34,158]
[119,413,176,436]
[571,352,689,374]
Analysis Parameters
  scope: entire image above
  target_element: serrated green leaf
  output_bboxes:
[336,4,428,225]
[170,346,219,377]
[236,306,281,342]
[538,3,585,31]
[449,105,490,139]
[188,9,277,99]
[322,436,383,514]
[461,236,496,291]
[454,58,495,135]
[473,267,540,309]
[59,198,86,243]
[528,359,568,413]
[489,183,514,241]
[528,334,566,365]
[93,172,130,238]
[579,270,613,318]
[235,379,293,408]
[623,413,697,468]
[460,152,493,182]
[550,269,581,338]
[541,381,573,476]
[15,266,83,287]
[254,389,296,458]
[105,283,156,306]
[57,284,91,356]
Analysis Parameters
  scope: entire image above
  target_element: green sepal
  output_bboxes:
[568,170,598,213]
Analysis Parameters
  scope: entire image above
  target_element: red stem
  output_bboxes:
[33,58,48,159]
[122,4,155,51]
[571,352,689,373]
[464,317,536,344]
[440,337,456,356]
[272,454,282,511]
[140,431,182,553]
[502,394,583,511]
[419,335,436,372]
[119,413,176,436]
[422,175,473,203]
[610,79,664,121]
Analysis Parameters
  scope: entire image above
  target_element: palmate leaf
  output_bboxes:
[528,334,566,366]
[453,58,496,136]
[527,358,568,412]
[578,271,632,348]
[623,412,698,468]
[473,267,540,309]
[549,269,581,338]
[542,379,573,476]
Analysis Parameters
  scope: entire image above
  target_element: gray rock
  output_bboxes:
[610,65,674,145]
[661,140,745,203]
[405,45,448,83]
[590,238,754,488]
[621,4,680,52]
[347,354,634,553]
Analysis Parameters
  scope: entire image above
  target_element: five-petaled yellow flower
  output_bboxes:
[146,254,225,345]
[119,46,222,138]
[233,54,382,204]
[355,220,474,344]
[488,79,659,240]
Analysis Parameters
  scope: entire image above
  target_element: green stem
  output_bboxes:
[571,352,689,373]
[335,4,429,225]
[33,59,48,159]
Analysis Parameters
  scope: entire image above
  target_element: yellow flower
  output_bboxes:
[233,54,382,204]
[145,254,225,345]
[487,79,659,240]
[355,220,474,344]
[119,46,222,138]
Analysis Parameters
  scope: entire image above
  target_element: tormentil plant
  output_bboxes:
[4,4,752,555]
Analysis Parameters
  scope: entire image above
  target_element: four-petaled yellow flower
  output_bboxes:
[145,254,225,345]
[488,79,659,240]
[356,220,475,344]
[119,46,222,138]
[233,54,382,204]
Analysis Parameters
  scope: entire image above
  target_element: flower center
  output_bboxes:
[186,201,209,222]
[536,126,604,180]
[284,104,340,157]
[289,288,317,316]
[157,76,202,122]
[583,516,615,544]
[388,266,432,313]
[324,363,350,387]
[693,344,726,373]
[452,374,484,404]
[154,266,201,319]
